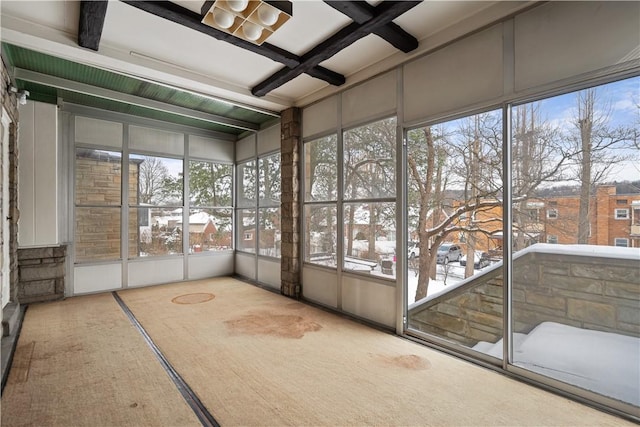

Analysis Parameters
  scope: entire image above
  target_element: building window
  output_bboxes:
[616,199,628,205]
[614,238,629,247]
[615,208,629,220]
[546,235,558,244]
[547,209,558,219]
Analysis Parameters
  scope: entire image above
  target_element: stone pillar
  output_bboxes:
[280,107,301,298]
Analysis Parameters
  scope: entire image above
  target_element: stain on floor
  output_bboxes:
[224,311,322,338]
[375,354,431,370]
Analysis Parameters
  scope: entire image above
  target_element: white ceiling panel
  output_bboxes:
[1,0,537,114]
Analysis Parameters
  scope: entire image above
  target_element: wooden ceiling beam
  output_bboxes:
[252,1,421,97]
[78,0,109,51]
[119,1,345,87]
[324,1,419,52]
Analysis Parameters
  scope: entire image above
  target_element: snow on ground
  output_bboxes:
[473,322,640,406]
[407,262,483,304]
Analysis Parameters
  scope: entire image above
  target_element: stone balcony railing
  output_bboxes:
[408,244,640,346]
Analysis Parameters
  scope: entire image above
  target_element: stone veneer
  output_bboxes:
[17,246,67,304]
[1,56,20,304]
[409,247,640,346]
[280,107,301,298]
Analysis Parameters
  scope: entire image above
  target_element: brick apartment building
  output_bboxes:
[454,184,640,253]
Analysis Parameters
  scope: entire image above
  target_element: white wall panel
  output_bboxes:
[342,275,395,328]
[128,257,184,287]
[302,267,338,308]
[189,135,233,162]
[74,263,122,294]
[302,95,337,138]
[343,71,396,127]
[257,258,280,290]
[18,101,58,246]
[515,2,640,92]
[257,124,280,155]
[188,253,234,279]
[75,116,122,148]
[17,102,35,246]
[403,24,504,123]
[235,134,255,161]
[129,125,184,156]
[235,252,255,279]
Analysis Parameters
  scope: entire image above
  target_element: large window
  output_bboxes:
[406,109,503,304]
[507,77,640,407]
[343,117,397,277]
[236,160,257,253]
[407,75,640,413]
[75,121,236,265]
[258,153,281,257]
[304,134,337,267]
[188,161,233,252]
[303,118,398,277]
[236,153,282,257]
[129,154,183,257]
[75,149,122,262]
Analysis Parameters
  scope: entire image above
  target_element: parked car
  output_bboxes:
[460,251,491,269]
[436,243,462,264]
[408,241,419,259]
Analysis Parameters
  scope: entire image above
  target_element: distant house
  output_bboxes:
[179,212,232,251]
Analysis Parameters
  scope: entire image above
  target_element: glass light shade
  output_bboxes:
[242,22,263,41]
[227,0,249,12]
[214,9,235,29]
[258,6,279,26]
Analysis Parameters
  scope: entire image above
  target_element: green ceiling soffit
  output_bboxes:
[2,43,277,131]
[18,81,245,135]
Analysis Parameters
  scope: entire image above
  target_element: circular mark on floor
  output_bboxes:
[171,293,215,305]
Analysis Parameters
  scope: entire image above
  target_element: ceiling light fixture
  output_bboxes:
[201,0,292,45]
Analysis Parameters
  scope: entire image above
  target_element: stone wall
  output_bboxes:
[1,56,20,303]
[17,246,66,304]
[409,271,504,346]
[74,150,139,261]
[513,251,639,337]
[280,107,301,298]
[409,247,640,346]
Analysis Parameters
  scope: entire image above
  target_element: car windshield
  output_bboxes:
[438,245,452,252]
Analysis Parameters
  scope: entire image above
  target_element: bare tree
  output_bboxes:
[408,115,504,301]
[511,103,567,249]
[569,88,636,243]
[138,156,170,204]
